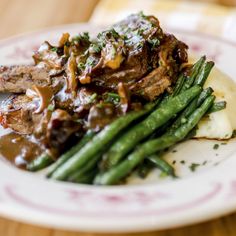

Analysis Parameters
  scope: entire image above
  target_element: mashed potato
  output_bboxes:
[195,67,236,139]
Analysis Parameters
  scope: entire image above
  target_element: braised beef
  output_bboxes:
[0,13,189,157]
[0,94,40,134]
[0,65,51,93]
[45,109,81,155]
[87,103,117,131]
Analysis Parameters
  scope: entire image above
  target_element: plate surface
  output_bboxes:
[0,23,236,233]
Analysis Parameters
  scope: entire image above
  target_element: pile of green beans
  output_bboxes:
[26,56,226,185]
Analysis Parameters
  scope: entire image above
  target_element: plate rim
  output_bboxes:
[0,22,236,232]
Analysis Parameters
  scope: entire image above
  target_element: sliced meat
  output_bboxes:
[0,94,40,134]
[87,103,117,131]
[131,34,188,100]
[46,109,81,152]
[0,65,51,93]
[0,65,65,93]
[0,13,190,152]
[91,43,149,88]
[131,67,171,101]
[0,14,187,99]
[0,94,81,155]
[78,13,187,98]
[79,13,163,88]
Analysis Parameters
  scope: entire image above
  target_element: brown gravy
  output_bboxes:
[0,133,43,169]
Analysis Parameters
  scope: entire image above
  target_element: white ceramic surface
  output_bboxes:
[0,23,236,233]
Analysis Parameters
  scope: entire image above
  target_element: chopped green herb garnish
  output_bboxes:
[148,38,160,49]
[172,150,177,153]
[189,163,200,172]
[96,103,104,109]
[77,62,85,71]
[90,43,102,53]
[180,160,185,164]
[97,32,104,41]
[213,144,219,150]
[172,160,176,165]
[98,29,120,42]
[104,92,120,105]
[221,143,227,145]
[138,11,146,18]
[107,92,120,99]
[82,32,90,41]
[86,57,96,67]
[202,160,208,165]
[111,46,116,58]
[75,119,83,124]
[89,93,97,103]
[110,28,119,39]
[51,47,58,52]
[136,42,144,50]
[134,29,144,36]
[71,32,90,44]
[47,104,55,111]
[122,35,128,40]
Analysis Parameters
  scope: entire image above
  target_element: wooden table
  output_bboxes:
[1,0,236,235]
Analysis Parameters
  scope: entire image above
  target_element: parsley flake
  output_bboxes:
[47,104,55,111]
[189,163,200,172]
[89,93,97,103]
[51,47,58,52]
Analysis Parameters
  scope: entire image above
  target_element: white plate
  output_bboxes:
[0,23,236,233]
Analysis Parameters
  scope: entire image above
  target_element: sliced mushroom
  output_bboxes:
[26,85,53,113]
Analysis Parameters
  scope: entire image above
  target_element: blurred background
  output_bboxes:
[0,0,236,39]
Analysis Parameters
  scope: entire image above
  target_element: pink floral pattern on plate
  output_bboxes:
[3,182,223,217]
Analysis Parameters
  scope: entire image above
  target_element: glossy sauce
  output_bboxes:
[0,133,43,169]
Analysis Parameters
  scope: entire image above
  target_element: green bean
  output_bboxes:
[172,74,186,97]
[179,56,206,92]
[148,154,176,177]
[27,154,53,172]
[191,56,206,79]
[167,87,213,134]
[143,58,209,137]
[50,101,159,180]
[157,70,213,137]
[46,130,96,178]
[103,85,201,169]
[197,87,214,106]
[74,169,98,184]
[68,154,101,182]
[165,56,205,101]
[182,127,197,141]
[95,95,215,185]
[194,61,214,86]
[207,101,226,114]
[148,76,189,137]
